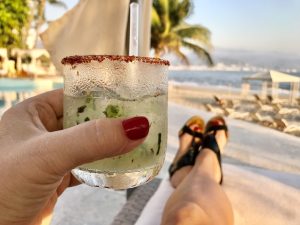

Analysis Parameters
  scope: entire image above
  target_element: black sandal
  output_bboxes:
[201,116,228,184]
[169,116,204,178]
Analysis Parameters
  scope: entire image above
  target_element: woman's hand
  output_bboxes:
[0,89,149,225]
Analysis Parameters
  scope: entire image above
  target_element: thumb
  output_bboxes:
[34,116,149,175]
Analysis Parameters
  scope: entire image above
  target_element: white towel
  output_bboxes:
[135,164,300,225]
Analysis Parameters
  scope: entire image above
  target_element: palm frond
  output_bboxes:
[174,24,212,49]
[47,0,67,9]
[151,0,214,65]
[171,47,189,65]
[151,7,161,27]
[177,0,191,18]
[157,0,169,14]
[182,40,214,66]
[169,0,190,27]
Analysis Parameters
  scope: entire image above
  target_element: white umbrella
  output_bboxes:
[41,0,152,74]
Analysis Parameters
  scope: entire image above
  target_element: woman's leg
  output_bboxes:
[162,129,233,225]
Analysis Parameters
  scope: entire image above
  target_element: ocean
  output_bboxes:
[1,70,300,94]
[169,70,300,91]
[169,70,252,90]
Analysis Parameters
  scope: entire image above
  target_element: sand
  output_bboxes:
[169,84,300,135]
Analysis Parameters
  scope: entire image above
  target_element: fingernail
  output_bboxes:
[122,116,150,140]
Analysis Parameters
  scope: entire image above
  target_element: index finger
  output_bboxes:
[33,89,64,118]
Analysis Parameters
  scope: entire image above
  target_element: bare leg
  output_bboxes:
[162,129,233,225]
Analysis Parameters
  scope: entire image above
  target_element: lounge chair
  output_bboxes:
[223,108,250,120]
[253,94,264,103]
[273,118,300,134]
[205,102,250,120]
[204,103,224,115]
[266,95,283,104]
[110,178,162,225]
[276,106,300,116]
[266,95,273,103]
[254,94,276,105]
[213,95,235,108]
[255,101,275,112]
[213,95,225,106]
[250,112,276,128]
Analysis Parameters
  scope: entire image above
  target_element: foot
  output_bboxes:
[196,118,228,184]
[206,119,227,154]
[169,120,204,187]
[172,123,202,164]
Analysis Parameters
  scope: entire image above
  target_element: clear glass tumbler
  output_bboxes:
[62,55,169,189]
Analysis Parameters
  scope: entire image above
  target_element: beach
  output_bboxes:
[169,83,300,136]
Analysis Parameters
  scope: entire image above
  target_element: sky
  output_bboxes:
[46,0,300,55]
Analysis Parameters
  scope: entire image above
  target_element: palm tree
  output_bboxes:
[151,0,213,65]
[34,0,67,47]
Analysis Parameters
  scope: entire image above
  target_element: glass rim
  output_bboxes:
[61,55,170,66]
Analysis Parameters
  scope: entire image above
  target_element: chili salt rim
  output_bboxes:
[61,55,170,66]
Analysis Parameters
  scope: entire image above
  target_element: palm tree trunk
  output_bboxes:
[34,0,46,48]
[154,50,161,58]
[22,2,35,49]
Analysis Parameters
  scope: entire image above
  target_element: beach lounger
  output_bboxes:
[204,103,225,115]
[110,178,162,225]
[253,94,264,103]
[254,94,275,105]
[273,118,300,134]
[276,107,300,116]
[255,101,276,113]
[213,95,225,106]
[213,95,235,108]
[111,165,300,225]
[266,95,283,104]
[223,108,250,120]
[250,112,276,128]
[267,102,300,115]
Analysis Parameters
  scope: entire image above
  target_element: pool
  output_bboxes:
[0,78,63,114]
[0,78,63,92]
[0,78,36,92]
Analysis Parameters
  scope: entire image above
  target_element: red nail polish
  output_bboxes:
[122,117,150,140]
[194,127,200,131]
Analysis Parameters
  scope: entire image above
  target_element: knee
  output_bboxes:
[162,202,212,225]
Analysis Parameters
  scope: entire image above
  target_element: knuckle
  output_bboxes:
[91,119,128,157]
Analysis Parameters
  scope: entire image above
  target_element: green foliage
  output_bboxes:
[151,0,213,65]
[0,0,30,49]
[47,0,67,9]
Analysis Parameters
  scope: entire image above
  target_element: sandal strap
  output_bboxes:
[169,147,198,178]
[180,125,204,139]
[201,134,223,184]
[206,125,227,134]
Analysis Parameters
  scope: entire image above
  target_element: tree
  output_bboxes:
[33,0,67,47]
[151,0,213,65]
[0,0,30,49]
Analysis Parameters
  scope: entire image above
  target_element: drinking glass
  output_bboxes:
[62,55,169,189]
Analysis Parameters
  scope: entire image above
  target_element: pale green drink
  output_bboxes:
[62,55,169,189]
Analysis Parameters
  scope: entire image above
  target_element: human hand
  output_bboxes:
[0,89,149,225]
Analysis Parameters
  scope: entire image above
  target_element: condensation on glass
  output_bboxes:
[62,55,169,190]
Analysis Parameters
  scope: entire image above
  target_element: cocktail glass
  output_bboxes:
[62,55,169,189]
